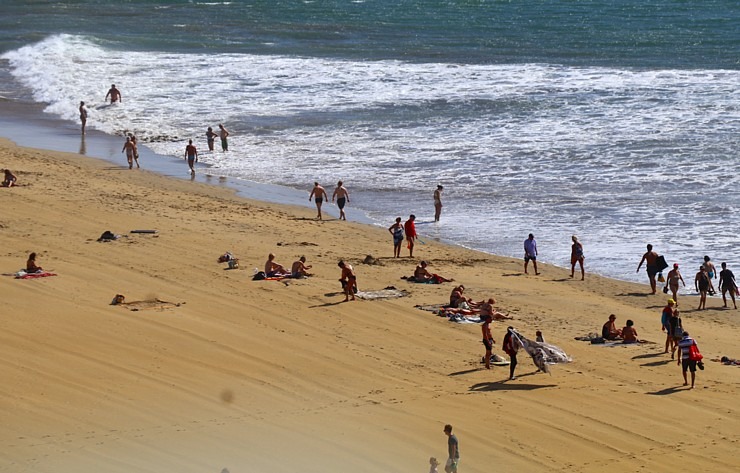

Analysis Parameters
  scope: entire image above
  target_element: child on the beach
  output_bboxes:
[429,457,439,473]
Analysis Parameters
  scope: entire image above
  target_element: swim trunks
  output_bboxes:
[337,197,346,209]
[314,197,323,204]
[524,255,536,262]
[483,339,493,350]
[646,264,658,278]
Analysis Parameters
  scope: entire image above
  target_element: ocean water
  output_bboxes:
[1,1,738,285]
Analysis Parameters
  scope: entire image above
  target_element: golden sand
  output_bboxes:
[1,138,738,472]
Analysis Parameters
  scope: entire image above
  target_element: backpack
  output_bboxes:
[252,271,266,281]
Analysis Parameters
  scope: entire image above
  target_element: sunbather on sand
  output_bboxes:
[621,319,639,343]
[265,253,290,277]
[602,314,623,340]
[449,285,480,308]
[291,256,312,278]
[2,169,17,187]
[413,261,452,284]
[479,298,512,321]
[26,252,43,273]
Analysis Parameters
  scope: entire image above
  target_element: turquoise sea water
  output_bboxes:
[1,1,738,284]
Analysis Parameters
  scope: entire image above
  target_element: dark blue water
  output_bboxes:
[1,1,738,68]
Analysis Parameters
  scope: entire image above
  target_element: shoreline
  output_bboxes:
[0,98,373,224]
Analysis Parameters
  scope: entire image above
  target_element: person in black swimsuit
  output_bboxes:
[695,265,710,310]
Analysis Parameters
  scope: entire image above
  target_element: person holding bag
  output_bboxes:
[677,331,704,389]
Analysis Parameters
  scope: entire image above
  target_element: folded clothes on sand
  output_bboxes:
[14,270,57,279]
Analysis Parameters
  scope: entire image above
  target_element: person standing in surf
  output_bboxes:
[332,181,350,221]
[636,244,660,294]
[218,123,229,151]
[130,135,140,168]
[184,139,198,174]
[434,184,444,222]
[205,127,217,152]
[79,101,87,134]
[309,182,329,220]
[105,84,121,104]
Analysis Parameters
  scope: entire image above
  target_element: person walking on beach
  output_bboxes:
[481,314,495,369]
[218,123,229,151]
[636,244,660,294]
[502,326,519,380]
[442,424,460,473]
[121,136,135,169]
[130,135,140,168]
[205,127,217,152]
[389,217,404,258]
[105,84,121,103]
[332,181,350,221]
[661,299,676,354]
[523,233,539,275]
[695,265,710,310]
[718,262,737,309]
[404,214,417,257]
[677,331,702,389]
[668,309,684,360]
[309,182,329,220]
[570,235,585,280]
[79,101,87,134]
[338,260,356,302]
[434,184,444,222]
[184,139,198,174]
[666,263,685,304]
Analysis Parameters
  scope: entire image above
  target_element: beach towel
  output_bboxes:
[115,298,183,311]
[355,288,409,300]
[16,271,57,279]
[512,330,571,374]
[447,313,484,324]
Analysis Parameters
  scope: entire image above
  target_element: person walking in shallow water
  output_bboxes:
[205,127,217,151]
[121,136,135,169]
[570,235,584,280]
[184,139,198,174]
[105,84,121,103]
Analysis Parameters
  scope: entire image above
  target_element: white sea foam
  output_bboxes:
[3,34,739,283]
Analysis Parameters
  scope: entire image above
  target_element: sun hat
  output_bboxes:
[668,299,675,305]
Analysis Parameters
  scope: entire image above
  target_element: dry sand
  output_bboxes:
[1,138,738,472]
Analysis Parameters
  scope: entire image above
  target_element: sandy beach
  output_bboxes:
[1,138,738,473]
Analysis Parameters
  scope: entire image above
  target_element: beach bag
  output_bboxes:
[252,271,266,280]
[657,272,665,283]
[688,344,703,362]
[662,285,669,294]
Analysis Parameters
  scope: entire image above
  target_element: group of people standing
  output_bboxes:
[638,244,737,310]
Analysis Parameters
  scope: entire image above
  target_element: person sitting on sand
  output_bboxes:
[413,261,452,284]
[621,319,639,344]
[264,253,290,277]
[479,297,512,321]
[291,256,312,278]
[719,356,740,366]
[602,314,622,340]
[2,169,18,187]
[26,252,43,273]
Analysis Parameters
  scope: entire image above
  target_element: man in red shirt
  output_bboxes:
[404,214,417,257]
